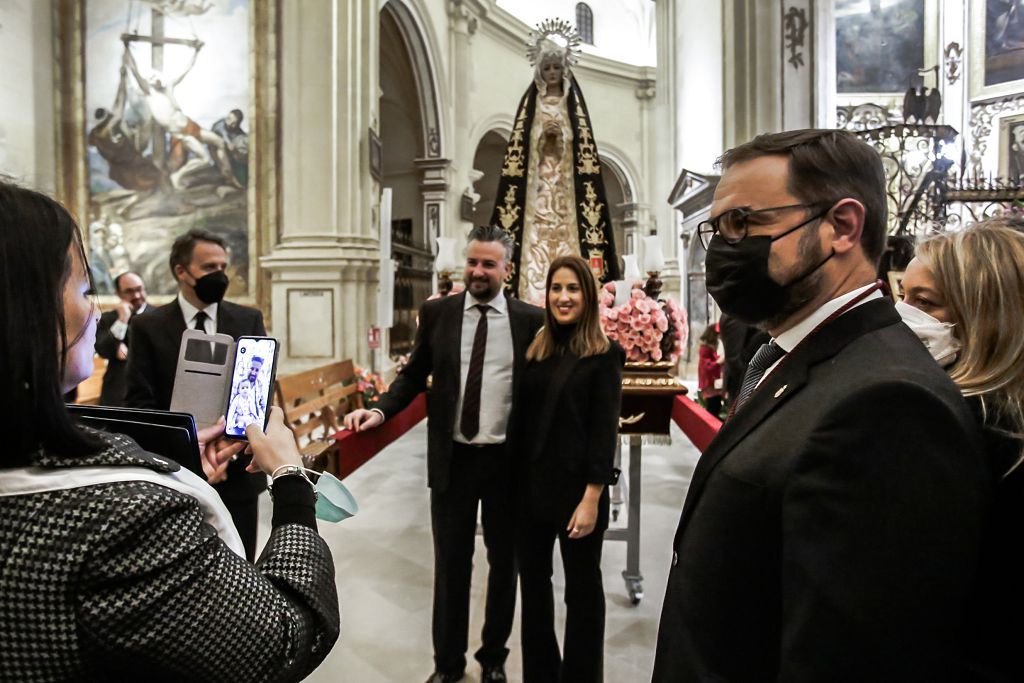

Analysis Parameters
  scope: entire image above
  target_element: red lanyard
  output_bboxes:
[726,280,885,418]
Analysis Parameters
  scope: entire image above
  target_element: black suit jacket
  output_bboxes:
[125,298,268,501]
[95,309,131,406]
[515,343,624,523]
[374,292,545,492]
[652,298,989,682]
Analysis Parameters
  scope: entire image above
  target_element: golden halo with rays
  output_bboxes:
[525,18,582,67]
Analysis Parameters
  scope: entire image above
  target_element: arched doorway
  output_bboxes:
[380,0,445,355]
[468,130,508,228]
[600,155,638,263]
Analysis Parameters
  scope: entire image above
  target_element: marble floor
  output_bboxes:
[257,420,700,682]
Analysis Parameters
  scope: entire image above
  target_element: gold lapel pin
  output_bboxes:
[774,384,788,398]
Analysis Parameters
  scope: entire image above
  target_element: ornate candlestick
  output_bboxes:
[438,270,454,296]
[643,271,663,300]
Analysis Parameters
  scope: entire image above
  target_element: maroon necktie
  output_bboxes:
[459,304,490,440]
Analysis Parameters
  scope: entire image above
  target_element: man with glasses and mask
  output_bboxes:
[652,130,989,681]
[125,228,267,561]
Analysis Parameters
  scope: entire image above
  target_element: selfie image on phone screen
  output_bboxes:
[225,337,278,439]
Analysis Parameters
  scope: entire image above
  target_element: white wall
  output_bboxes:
[496,0,656,67]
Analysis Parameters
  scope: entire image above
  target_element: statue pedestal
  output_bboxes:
[619,361,688,435]
[609,360,687,605]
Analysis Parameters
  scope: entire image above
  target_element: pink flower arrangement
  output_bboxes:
[599,282,688,363]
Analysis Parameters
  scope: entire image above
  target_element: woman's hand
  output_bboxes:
[567,484,605,539]
[196,417,245,485]
[245,406,303,475]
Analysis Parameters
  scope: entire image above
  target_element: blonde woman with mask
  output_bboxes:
[899,221,1024,682]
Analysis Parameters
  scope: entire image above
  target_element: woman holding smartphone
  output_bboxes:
[514,255,624,682]
[0,181,339,681]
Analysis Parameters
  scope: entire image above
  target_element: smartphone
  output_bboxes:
[224,336,280,440]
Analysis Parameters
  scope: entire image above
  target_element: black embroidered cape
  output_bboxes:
[489,76,621,298]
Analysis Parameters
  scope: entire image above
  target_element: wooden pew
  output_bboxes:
[75,355,107,405]
[273,360,364,473]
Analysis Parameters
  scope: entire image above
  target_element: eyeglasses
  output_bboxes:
[697,203,828,250]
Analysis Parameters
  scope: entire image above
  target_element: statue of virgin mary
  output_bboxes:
[489,19,620,303]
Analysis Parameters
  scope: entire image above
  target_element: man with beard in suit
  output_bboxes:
[652,130,990,681]
[125,229,267,561]
[94,271,148,407]
[345,225,545,683]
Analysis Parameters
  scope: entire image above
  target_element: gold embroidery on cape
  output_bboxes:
[575,102,601,176]
[579,181,607,246]
[495,186,521,231]
[502,108,528,177]
[588,248,606,278]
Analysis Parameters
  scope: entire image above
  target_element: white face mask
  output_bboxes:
[895,300,961,367]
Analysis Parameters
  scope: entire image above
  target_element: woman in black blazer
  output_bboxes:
[515,255,624,682]
[0,181,339,681]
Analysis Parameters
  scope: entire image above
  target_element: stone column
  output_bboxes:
[657,0,726,305]
[447,0,477,240]
[780,0,817,131]
[416,156,451,286]
[262,0,380,373]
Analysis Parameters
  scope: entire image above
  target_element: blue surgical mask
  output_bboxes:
[312,470,359,523]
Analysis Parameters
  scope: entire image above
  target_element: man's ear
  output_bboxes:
[173,264,188,283]
[827,198,866,255]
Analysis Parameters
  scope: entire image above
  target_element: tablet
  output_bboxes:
[66,405,202,476]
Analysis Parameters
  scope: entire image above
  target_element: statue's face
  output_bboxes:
[541,58,563,87]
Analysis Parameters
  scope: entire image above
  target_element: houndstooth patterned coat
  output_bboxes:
[0,433,340,682]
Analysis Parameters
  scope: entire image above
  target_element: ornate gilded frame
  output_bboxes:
[53,0,280,312]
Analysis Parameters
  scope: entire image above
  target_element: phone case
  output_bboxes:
[170,329,237,431]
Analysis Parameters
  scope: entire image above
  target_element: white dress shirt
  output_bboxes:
[759,282,883,387]
[453,291,515,445]
[109,302,147,341]
[178,293,219,335]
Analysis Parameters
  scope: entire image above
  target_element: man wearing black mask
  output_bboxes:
[652,130,989,681]
[125,228,267,560]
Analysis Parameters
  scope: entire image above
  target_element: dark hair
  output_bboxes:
[467,224,515,262]
[113,270,140,293]
[700,324,719,346]
[0,181,106,463]
[526,255,609,361]
[168,228,227,277]
[250,356,264,364]
[229,109,244,122]
[718,129,888,265]
[94,108,107,120]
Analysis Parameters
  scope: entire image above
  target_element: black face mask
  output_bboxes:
[704,213,834,325]
[189,270,230,305]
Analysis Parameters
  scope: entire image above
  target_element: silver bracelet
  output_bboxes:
[268,465,318,501]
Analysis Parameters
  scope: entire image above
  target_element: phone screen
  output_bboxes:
[224,337,279,439]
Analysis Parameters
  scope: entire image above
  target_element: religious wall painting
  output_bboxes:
[80,0,253,298]
[835,0,926,94]
[972,0,1024,101]
[985,0,1024,86]
[998,111,1024,181]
